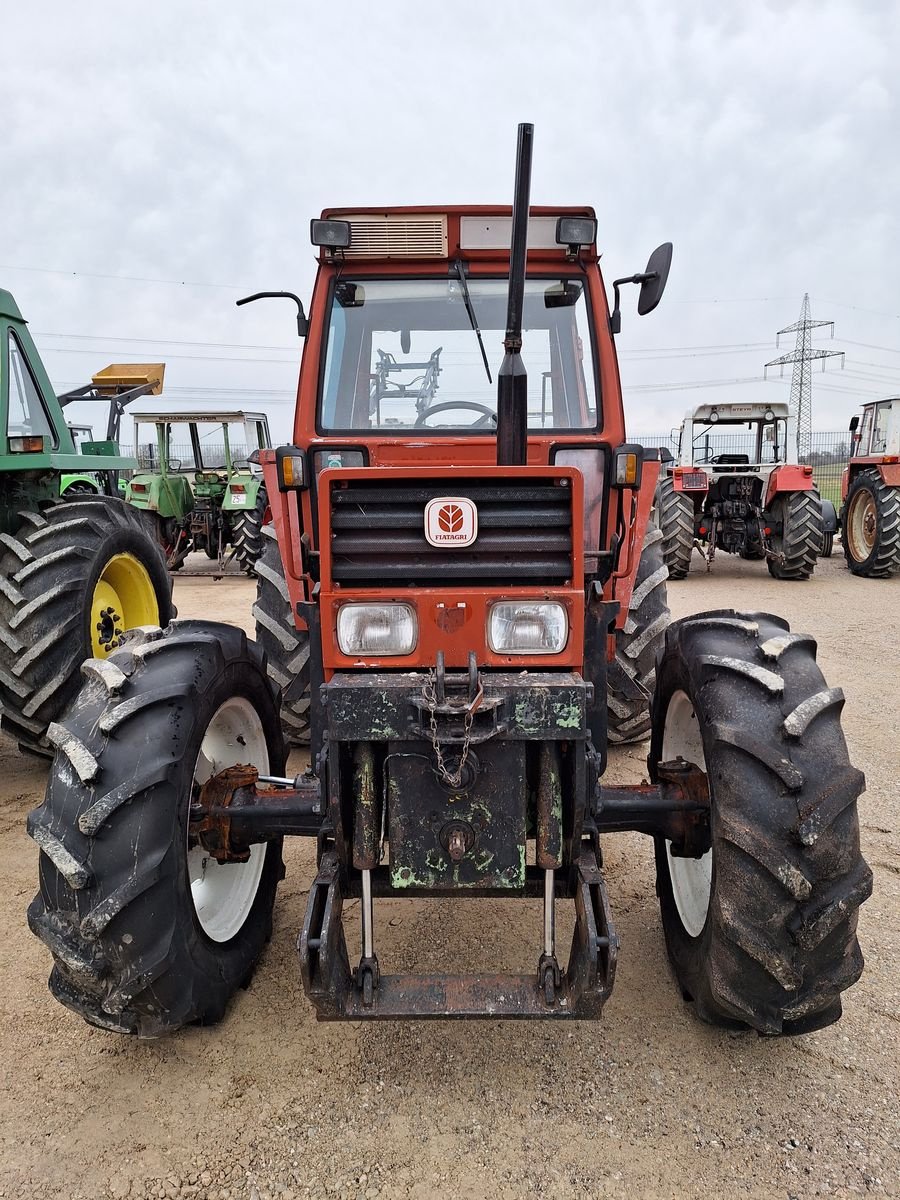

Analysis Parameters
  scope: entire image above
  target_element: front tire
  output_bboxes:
[0,497,173,754]
[767,491,823,580]
[607,512,670,744]
[650,610,872,1035]
[840,470,900,578]
[27,621,286,1036]
[252,525,311,745]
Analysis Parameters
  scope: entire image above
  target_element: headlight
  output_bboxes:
[488,602,568,655]
[337,603,417,656]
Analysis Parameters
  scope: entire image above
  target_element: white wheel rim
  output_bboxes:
[661,689,712,938]
[188,697,269,943]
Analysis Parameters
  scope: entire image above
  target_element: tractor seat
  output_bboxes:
[711,453,750,465]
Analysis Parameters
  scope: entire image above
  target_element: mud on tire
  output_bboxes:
[252,524,311,745]
[0,496,173,754]
[27,621,286,1036]
[607,511,670,744]
[650,610,872,1035]
[657,476,694,579]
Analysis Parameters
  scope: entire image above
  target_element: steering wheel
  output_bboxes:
[415,401,496,427]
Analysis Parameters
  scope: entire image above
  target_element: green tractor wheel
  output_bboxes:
[0,497,173,754]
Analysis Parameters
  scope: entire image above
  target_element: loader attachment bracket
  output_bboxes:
[298,844,617,1020]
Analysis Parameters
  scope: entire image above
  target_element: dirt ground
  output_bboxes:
[0,552,897,1200]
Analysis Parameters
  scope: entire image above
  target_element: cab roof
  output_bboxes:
[317,205,598,263]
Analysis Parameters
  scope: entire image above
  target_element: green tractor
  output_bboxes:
[0,289,173,754]
[125,410,271,574]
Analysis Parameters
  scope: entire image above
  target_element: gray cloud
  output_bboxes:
[2,0,898,440]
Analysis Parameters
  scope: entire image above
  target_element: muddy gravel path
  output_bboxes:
[0,554,897,1200]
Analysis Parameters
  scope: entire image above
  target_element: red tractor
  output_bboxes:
[657,401,835,580]
[841,397,900,577]
[28,127,870,1036]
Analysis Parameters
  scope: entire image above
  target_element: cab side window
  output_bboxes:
[6,332,56,446]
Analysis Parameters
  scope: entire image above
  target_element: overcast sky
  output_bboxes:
[3,0,899,442]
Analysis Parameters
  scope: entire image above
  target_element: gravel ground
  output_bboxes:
[0,551,897,1200]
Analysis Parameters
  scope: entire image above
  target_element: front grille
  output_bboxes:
[328,478,573,588]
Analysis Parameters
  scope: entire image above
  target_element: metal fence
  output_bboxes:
[632,430,849,505]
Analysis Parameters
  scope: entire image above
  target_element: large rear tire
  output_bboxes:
[607,512,670,744]
[231,487,268,577]
[27,621,286,1036]
[657,476,694,579]
[0,497,173,754]
[840,470,900,578]
[650,610,871,1035]
[767,490,823,580]
[252,525,311,746]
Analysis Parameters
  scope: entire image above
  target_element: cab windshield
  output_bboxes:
[319,276,599,432]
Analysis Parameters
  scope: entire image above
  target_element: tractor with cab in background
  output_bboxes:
[841,397,900,577]
[125,409,272,573]
[657,400,836,579]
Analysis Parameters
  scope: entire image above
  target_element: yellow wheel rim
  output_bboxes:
[90,553,159,657]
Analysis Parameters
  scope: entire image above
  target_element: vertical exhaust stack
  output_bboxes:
[496,122,534,467]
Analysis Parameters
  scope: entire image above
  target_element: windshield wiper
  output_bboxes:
[454,260,492,385]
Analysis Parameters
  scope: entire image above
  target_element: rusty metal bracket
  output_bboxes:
[595,758,710,857]
[191,765,323,863]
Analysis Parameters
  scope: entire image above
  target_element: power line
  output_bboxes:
[1,262,246,290]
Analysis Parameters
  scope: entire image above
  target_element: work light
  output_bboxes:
[311,219,352,249]
[555,217,597,248]
[337,604,417,656]
[488,602,568,655]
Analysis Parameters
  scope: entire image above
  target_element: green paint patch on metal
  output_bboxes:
[390,864,435,888]
[552,700,582,729]
[514,697,544,734]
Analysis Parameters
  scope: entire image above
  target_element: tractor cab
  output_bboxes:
[850,397,900,461]
[126,411,272,571]
[0,288,162,522]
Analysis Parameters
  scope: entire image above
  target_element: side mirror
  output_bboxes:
[637,243,673,316]
[609,242,673,335]
[849,415,859,433]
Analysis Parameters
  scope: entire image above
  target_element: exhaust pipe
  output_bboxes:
[496,122,533,467]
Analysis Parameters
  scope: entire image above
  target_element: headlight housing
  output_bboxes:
[488,601,568,655]
[337,603,417,656]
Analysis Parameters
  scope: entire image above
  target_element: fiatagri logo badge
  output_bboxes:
[424,497,478,548]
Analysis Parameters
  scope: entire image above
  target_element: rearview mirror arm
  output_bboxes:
[609,271,657,336]
[236,291,309,338]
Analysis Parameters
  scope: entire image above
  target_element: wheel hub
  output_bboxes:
[89,553,159,657]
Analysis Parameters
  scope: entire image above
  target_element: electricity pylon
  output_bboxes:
[765,294,844,458]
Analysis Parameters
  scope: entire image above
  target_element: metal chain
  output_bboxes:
[422,669,473,789]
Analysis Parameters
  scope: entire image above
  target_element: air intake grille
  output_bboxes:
[343,214,448,259]
[327,478,574,588]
